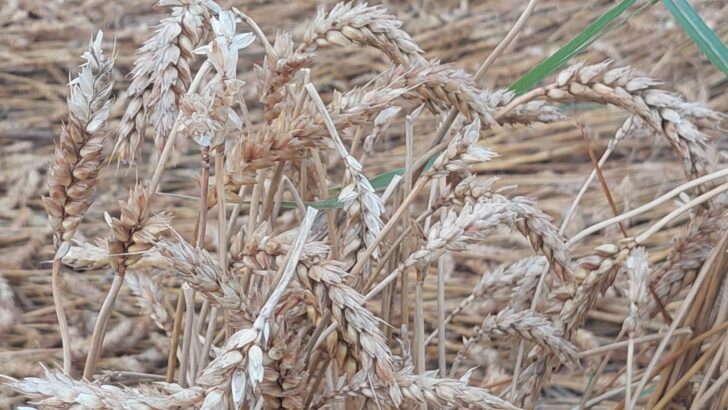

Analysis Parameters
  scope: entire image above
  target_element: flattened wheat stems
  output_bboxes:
[41,32,114,375]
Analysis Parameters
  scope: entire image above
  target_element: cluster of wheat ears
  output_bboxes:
[4,0,728,409]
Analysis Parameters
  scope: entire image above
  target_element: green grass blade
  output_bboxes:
[509,0,636,94]
[663,0,728,77]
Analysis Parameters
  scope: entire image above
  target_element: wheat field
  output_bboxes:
[1,0,728,409]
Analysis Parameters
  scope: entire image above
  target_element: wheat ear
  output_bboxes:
[298,1,423,64]
[115,0,213,164]
[40,32,114,375]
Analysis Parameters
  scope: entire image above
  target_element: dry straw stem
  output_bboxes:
[318,367,521,410]
[305,83,386,284]
[502,61,720,178]
[83,185,171,379]
[115,0,214,164]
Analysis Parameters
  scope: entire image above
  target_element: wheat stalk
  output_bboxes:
[42,32,113,246]
[83,185,171,379]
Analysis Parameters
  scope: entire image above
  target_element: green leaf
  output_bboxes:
[368,168,406,191]
[509,0,637,94]
[663,0,728,77]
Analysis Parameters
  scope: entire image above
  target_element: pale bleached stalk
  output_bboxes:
[43,33,114,375]
[215,146,227,270]
[83,274,123,380]
[578,328,693,357]
[567,168,728,246]
[261,161,286,221]
[630,232,728,407]
[399,106,423,331]
[51,259,72,375]
[634,181,728,244]
[167,289,185,383]
[693,273,728,402]
[225,186,247,242]
[415,270,425,377]
[623,247,648,407]
[169,143,211,384]
[690,364,728,409]
[178,283,195,387]
[197,306,219,377]
[242,170,265,290]
[311,150,339,259]
[436,250,447,377]
[559,116,637,235]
